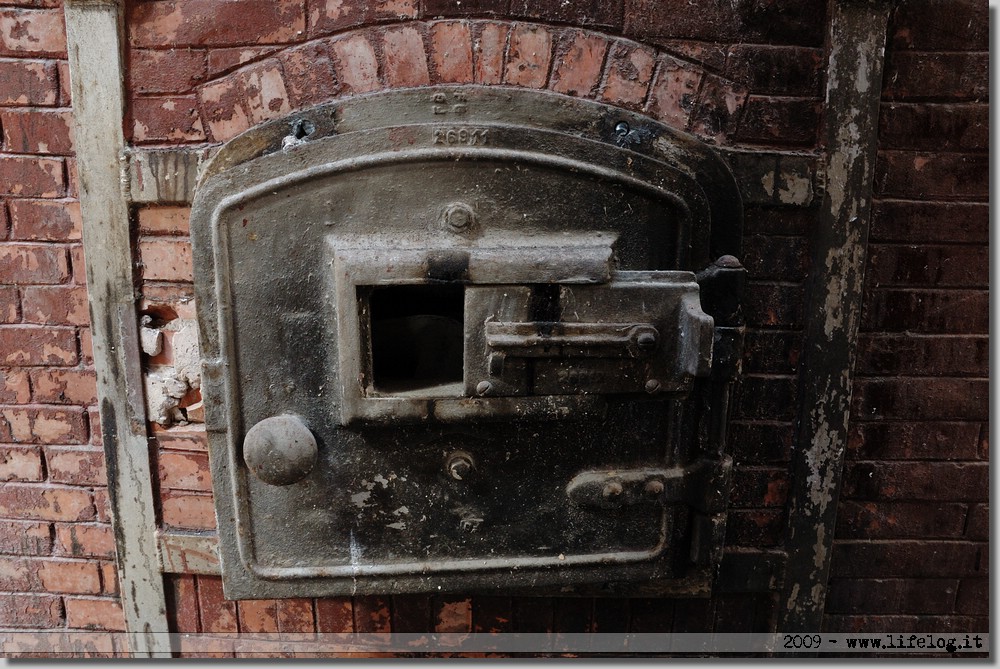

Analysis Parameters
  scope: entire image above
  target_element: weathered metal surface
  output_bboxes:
[190,86,745,599]
[128,147,216,204]
[779,0,892,632]
[243,414,318,486]
[157,531,221,576]
[64,0,170,656]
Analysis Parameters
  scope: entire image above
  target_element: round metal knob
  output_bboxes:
[243,415,317,486]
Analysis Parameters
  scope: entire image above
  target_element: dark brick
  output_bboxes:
[831,541,984,579]
[623,0,826,47]
[551,597,591,632]
[852,378,988,421]
[315,597,354,633]
[874,151,988,201]
[712,594,770,633]
[628,598,673,632]
[744,283,804,329]
[856,334,988,377]
[511,0,622,30]
[867,245,988,289]
[823,614,983,634]
[725,509,784,547]
[871,200,987,244]
[671,598,714,633]
[591,598,628,633]
[842,462,989,502]
[728,421,793,464]
[847,421,981,461]
[883,52,988,102]
[687,73,749,142]
[890,0,988,51]
[836,501,969,540]
[352,596,391,632]
[955,578,988,616]
[729,467,788,508]
[743,331,801,374]
[471,596,512,633]
[511,597,552,632]
[735,375,796,421]
[861,288,988,334]
[723,45,822,96]
[743,205,815,236]
[826,578,958,615]
[741,235,808,282]
[734,96,820,147]
[964,504,987,541]
[422,0,509,17]
[879,103,987,152]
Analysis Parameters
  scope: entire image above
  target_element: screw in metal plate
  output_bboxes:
[475,380,493,396]
[644,479,664,498]
[645,379,662,394]
[603,481,624,498]
[615,122,630,137]
[446,451,475,481]
[442,202,476,232]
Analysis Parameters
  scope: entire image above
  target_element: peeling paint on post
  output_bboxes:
[64,0,171,656]
[778,0,891,632]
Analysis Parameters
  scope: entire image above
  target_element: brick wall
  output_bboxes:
[826,0,989,633]
[0,0,126,638]
[0,0,988,656]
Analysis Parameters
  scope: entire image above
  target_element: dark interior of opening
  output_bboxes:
[368,284,465,394]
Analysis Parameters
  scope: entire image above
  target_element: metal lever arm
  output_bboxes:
[485,321,660,358]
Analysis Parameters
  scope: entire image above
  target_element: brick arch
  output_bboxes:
[177,19,750,145]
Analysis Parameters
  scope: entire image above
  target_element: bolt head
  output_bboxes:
[442,202,476,232]
[476,380,493,396]
[446,451,475,481]
[645,479,664,497]
[615,122,630,137]
[645,379,662,394]
[603,481,623,498]
[636,331,658,352]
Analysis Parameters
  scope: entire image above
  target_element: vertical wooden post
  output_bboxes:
[64,0,171,656]
[779,0,892,632]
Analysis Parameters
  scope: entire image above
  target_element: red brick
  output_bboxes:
[890,0,987,51]
[0,483,94,521]
[381,26,429,88]
[848,421,981,461]
[0,109,73,154]
[843,462,989,503]
[0,286,17,322]
[353,596,391,632]
[688,74,748,142]
[435,597,471,632]
[868,244,987,289]
[550,30,606,97]
[831,541,983,579]
[872,200,987,245]
[56,59,69,106]
[129,0,304,48]
[826,578,958,615]
[513,0,622,29]
[21,285,89,326]
[29,368,96,406]
[99,561,117,596]
[836,501,969,540]
[0,593,62,627]
[238,599,279,633]
[0,242,67,283]
[0,445,42,481]
[504,24,551,89]
[65,157,77,198]
[0,326,77,365]
[70,244,85,284]
[159,450,211,491]
[0,367,29,403]
[884,51,987,102]
[965,504,987,541]
[955,578,987,616]
[92,487,109,523]
[45,446,106,486]
[424,0,507,17]
[729,467,788,508]
[736,375,796,421]
[0,57,57,106]
[307,0,415,37]
[78,327,92,366]
[600,40,655,109]
[9,198,81,241]
[0,155,63,197]
[330,33,381,95]
[880,103,987,152]
[37,558,102,594]
[137,206,189,237]
[473,22,507,85]
[875,151,988,201]
[0,9,65,57]
[64,596,125,631]
[139,238,194,282]
[856,334,987,377]
[197,68,252,142]
[733,96,820,147]
[429,21,472,84]
[278,41,339,108]
[161,491,216,530]
[861,288,988,334]
[278,598,315,633]
[132,96,206,143]
[87,407,100,446]
[316,597,354,632]
[54,523,115,558]
[197,575,238,633]
[129,48,208,95]
[1,405,87,444]
[644,54,701,129]
[0,519,51,555]
[853,378,987,421]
